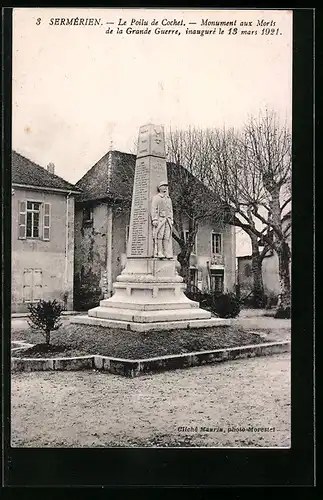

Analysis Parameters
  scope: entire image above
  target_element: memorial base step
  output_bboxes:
[70,315,231,332]
[99,299,199,310]
[87,306,211,323]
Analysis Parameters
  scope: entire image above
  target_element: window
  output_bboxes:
[83,205,93,224]
[187,268,198,291]
[184,230,197,254]
[19,201,51,240]
[210,269,224,294]
[189,268,198,286]
[26,201,40,238]
[211,232,222,255]
[23,268,43,302]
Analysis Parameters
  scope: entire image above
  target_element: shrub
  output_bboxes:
[27,299,64,345]
[184,287,213,310]
[74,285,101,311]
[239,291,254,308]
[211,293,241,318]
[252,292,267,309]
[184,285,203,303]
[61,290,69,311]
[240,290,267,309]
[274,306,291,319]
[184,288,241,317]
[265,292,279,310]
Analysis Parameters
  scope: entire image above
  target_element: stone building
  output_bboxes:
[74,150,236,310]
[11,151,81,312]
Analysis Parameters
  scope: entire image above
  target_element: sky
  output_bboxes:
[12,8,292,256]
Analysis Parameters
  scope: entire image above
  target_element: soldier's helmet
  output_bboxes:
[158,181,168,189]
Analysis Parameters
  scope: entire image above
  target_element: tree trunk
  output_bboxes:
[276,241,291,317]
[176,223,198,291]
[177,249,191,287]
[45,329,51,345]
[250,235,265,308]
[269,188,291,318]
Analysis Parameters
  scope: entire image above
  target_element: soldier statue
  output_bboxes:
[151,181,173,259]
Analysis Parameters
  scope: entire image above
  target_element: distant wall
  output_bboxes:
[238,250,291,298]
[74,201,108,310]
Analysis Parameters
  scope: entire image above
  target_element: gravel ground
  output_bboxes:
[234,317,291,343]
[11,352,290,448]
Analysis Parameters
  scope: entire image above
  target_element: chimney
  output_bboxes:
[47,162,55,174]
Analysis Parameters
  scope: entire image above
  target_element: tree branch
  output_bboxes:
[251,207,284,241]
[281,196,292,212]
[283,221,292,236]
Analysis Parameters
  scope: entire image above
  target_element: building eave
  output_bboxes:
[12,183,82,195]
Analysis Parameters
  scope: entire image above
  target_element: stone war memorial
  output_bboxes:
[72,124,230,332]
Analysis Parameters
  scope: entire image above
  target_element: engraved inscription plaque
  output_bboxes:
[127,124,169,259]
[137,123,165,159]
[150,125,165,157]
[128,160,149,257]
[151,157,168,189]
[137,126,150,158]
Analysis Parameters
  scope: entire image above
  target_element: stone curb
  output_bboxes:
[11,341,290,376]
[11,355,94,372]
[11,347,33,352]
[11,311,81,319]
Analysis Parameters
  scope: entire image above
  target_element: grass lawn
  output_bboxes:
[11,323,270,359]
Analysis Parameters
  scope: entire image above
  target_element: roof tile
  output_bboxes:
[12,150,81,192]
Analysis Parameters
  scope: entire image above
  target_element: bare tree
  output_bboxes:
[166,126,227,285]
[208,110,291,315]
[242,110,291,315]
[207,126,271,307]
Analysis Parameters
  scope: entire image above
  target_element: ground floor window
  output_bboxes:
[188,268,198,288]
[210,269,224,294]
[23,268,43,302]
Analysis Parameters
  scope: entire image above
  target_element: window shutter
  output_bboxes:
[33,269,43,301]
[23,269,33,302]
[43,203,51,241]
[18,201,27,239]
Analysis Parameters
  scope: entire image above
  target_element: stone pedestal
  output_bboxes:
[79,255,223,331]
[71,124,230,331]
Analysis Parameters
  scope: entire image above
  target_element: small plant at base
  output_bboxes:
[27,299,64,345]
[61,291,69,311]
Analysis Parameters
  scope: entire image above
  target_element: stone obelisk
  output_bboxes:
[73,124,227,331]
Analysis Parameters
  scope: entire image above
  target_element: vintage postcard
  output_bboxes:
[4,6,315,487]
